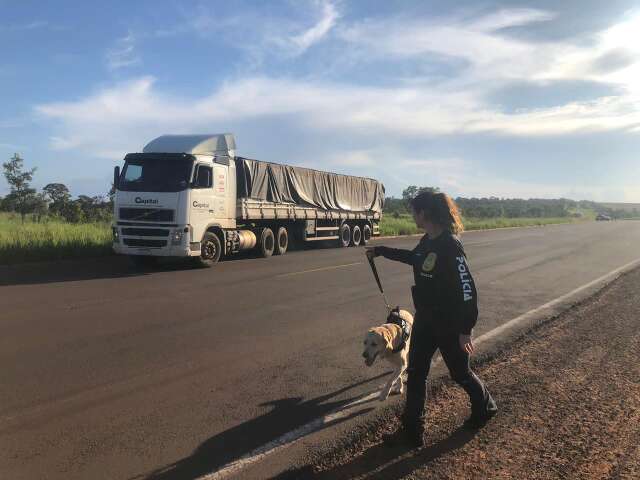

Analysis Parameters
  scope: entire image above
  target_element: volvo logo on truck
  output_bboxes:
[135,197,159,205]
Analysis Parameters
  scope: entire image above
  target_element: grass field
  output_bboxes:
[599,202,640,212]
[0,212,592,265]
[0,213,112,265]
[378,214,583,237]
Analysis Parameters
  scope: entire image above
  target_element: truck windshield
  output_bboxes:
[119,155,194,192]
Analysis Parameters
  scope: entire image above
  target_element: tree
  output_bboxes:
[401,185,440,206]
[29,192,48,222]
[61,201,83,223]
[2,153,37,222]
[402,185,419,201]
[43,183,71,204]
[43,183,71,217]
[74,195,112,223]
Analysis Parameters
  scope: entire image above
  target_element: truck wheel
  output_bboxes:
[362,224,372,245]
[194,232,222,267]
[338,223,351,248]
[129,255,157,268]
[260,228,275,258]
[275,227,288,255]
[351,225,362,246]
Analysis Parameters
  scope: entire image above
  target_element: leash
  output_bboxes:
[367,254,392,312]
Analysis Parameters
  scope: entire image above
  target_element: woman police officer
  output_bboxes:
[366,191,497,447]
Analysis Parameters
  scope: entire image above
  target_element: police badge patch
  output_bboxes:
[422,252,437,272]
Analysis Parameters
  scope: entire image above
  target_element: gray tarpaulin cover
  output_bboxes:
[235,157,384,213]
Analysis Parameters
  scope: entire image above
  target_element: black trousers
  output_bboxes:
[402,312,496,432]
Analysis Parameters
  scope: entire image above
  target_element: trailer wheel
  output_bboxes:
[193,232,222,267]
[350,225,362,246]
[275,227,288,255]
[338,223,351,248]
[260,228,275,258]
[362,224,372,245]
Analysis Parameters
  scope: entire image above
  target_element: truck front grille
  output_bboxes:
[121,228,170,237]
[119,208,174,222]
[123,239,168,248]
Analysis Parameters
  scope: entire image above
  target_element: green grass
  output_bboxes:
[378,215,422,236]
[0,210,599,265]
[379,213,584,237]
[0,213,112,265]
[463,216,579,230]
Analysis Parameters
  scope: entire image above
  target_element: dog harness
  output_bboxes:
[388,307,412,353]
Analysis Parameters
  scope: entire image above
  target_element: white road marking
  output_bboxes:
[473,257,640,345]
[198,256,640,480]
[199,391,380,480]
[276,262,363,278]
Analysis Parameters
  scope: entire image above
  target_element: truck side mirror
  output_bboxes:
[113,166,120,190]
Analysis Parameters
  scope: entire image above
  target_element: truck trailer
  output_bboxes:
[112,134,384,267]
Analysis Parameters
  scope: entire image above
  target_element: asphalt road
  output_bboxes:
[1,221,640,480]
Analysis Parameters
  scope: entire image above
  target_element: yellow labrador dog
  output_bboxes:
[362,309,414,401]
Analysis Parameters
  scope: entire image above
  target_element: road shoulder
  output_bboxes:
[276,266,640,479]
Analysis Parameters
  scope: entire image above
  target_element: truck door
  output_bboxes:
[191,164,215,229]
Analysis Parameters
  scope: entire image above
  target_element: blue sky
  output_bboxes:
[1,0,640,201]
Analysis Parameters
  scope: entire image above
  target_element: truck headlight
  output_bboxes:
[112,227,119,243]
[171,229,185,245]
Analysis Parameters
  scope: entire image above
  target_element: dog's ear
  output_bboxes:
[380,328,394,351]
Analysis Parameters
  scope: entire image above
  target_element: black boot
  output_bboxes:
[463,396,498,430]
[459,373,498,430]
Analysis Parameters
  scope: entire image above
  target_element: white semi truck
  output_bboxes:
[112,134,384,267]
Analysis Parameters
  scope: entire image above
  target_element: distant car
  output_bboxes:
[596,214,612,221]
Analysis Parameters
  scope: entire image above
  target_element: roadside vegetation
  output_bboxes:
[1,154,638,264]
[0,213,111,264]
[379,214,587,237]
[379,186,603,236]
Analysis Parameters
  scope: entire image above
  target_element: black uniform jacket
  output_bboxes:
[375,232,478,335]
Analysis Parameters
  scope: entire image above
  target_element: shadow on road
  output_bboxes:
[276,425,478,480]
[0,256,165,287]
[0,243,329,287]
[138,374,388,480]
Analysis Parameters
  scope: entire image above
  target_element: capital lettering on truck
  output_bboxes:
[457,256,474,301]
[134,197,159,205]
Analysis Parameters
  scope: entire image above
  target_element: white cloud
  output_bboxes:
[106,32,140,70]
[0,142,28,150]
[327,150,376,167]
[32,6,640,204]
[338,8,552,79]
[35,70,640,161]
[468,8,556,32]
[148,0,338,60]
[0,20,49,32]
[289,0,339,54]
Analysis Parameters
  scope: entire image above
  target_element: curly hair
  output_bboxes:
[409,191,464,234]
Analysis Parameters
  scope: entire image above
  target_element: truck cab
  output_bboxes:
[112,134,237,266]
